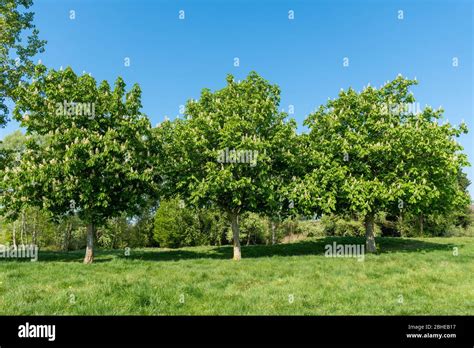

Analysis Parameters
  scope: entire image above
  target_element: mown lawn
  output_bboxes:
[0,236,473,315]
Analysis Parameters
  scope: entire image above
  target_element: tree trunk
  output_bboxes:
[271,221,276,245]
[230,213,241,261]
[84,223,95,264]
[419,213,424,235]
[63,222,72,251]
[32,213,37,246]
[20,210,26,245]
[398,212,404,236]
[246,230,251,246]
[12,221,17,248]
[364,213,377,253]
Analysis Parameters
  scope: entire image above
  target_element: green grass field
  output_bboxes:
[1,236,473,315]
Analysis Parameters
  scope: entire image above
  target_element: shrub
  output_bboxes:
[196,208,229,246]
[376,212,401,237]
[240,213,269,245]
[295,220,325,238]
[321,214,366,237]
[154,198,200,248]
[154,198,229,248]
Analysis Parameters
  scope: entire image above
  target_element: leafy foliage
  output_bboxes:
[1,65,158,226]
[0,0,46,126]
[158,72,296,214]
[156,72,297,259]
[153,198,228,248]
[290,76,471,250]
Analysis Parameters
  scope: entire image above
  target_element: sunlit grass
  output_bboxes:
[0,237,473,315]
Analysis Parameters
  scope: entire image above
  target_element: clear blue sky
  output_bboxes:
[2,0,473,197]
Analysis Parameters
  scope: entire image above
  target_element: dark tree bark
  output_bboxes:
[419,213,424,235]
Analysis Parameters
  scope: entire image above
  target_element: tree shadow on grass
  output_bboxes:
[34,250,114,263]
[120,237,458,262]
[30,237,459,263]
[375,237,459,254]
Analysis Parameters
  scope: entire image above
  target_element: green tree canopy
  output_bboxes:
[0,130,27,171]
[0,0,46,126]
[0,64,158,263]
[291,76,470,252]
[156,71,297,260]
